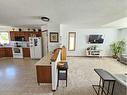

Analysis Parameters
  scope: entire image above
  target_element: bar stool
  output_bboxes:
[57,61,68,87]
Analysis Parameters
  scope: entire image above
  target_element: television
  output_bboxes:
[88,35,104,44]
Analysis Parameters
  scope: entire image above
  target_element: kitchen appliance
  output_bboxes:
[15,36,25,41]
[29,37,42,59]
[12,47,23,58]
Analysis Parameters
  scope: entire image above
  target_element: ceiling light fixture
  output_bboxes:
[41,17,50,22]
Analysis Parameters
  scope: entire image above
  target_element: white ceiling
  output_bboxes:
[103,17,127,28]
[0,0,126,29]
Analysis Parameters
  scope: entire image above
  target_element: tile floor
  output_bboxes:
[0,58,52,95]
[0,57,126,95]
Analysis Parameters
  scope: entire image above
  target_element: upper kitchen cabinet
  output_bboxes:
[10,32,15,41]
[35,32,42,37]
[10,31,42,41]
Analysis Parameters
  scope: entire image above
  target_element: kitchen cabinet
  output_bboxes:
[10,32,15,41]
[5,48,13,57]
[10,31,42,41]
[0,48,13,58]
[23,48,30,57]
[0,48,5,58]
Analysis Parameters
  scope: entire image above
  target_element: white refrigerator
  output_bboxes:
[29,37,42,59]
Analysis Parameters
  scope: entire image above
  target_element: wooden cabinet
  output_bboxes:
[5,48,13,57]
[36,66,52,84]
[10,31,42,41]
[0,48,13,58]
[0,47,30,58]
[23,48,30,57]
[10,32,15,41]
[0,48,5,58]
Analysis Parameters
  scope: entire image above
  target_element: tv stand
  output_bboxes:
[86,49,103,57]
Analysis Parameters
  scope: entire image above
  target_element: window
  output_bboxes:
[68,32,76,51]
[0,32,9,44]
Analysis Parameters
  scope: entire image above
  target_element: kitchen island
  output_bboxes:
[35,47,66,91]
[35,53,52,84]
[35,48,62,91]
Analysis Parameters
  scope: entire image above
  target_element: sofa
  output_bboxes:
[119,54,127,65]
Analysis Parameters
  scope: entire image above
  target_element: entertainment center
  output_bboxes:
[86,49,103,57]
[86,35,104,57]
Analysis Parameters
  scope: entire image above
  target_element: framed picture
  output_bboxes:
[50,32,59,42]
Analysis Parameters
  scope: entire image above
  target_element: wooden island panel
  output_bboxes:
[36,66,51,84]
[35,53,52,84]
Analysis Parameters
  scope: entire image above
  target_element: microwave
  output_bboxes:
[15,36,25,41]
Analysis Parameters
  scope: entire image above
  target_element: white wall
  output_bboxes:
[0,26,11,31]
[60,25,118,56]
[47,24,61,52]
[117,28,127,54]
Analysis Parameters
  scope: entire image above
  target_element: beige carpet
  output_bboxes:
[54,57,126,95]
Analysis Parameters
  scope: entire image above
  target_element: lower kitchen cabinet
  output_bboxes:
[23,48,30,57]
[5,48,13,57]
[0,48,5,58]
[0,47,13,58]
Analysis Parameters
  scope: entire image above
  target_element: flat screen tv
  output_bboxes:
[88,35,104,44]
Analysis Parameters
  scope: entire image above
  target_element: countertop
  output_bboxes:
[0,46,13,48]
[35,53,51,66]
[113,74,127,87]
[0,46,29,48]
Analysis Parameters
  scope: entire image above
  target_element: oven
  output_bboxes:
[12,47,23,58]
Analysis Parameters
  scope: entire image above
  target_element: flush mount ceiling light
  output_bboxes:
[41,17,50,22]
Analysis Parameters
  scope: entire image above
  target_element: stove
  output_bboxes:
[12,47,23,58]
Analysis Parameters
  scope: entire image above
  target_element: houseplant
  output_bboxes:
[111,40,125,59]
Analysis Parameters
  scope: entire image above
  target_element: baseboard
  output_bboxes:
[67,56,112,58]
[67,56,85,57]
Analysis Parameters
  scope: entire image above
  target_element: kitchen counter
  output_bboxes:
[35,53,51,66]
[35,53,52,84]
[0,46,13,48]
[35,49,62,85]
[0,46,30,58]
[113,74,127,86]
[0,46,29,48]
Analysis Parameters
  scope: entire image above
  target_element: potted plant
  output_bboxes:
[111,40,125,59]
